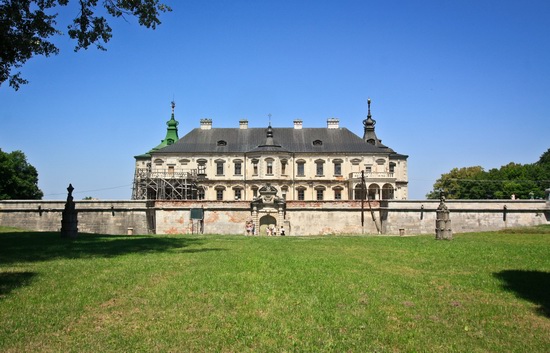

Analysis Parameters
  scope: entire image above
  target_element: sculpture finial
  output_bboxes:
[367,98,371,117]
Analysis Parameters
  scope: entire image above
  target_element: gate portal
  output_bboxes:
[250,183,286,235]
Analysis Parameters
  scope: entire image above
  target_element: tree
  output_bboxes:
[1,0,171,90]
[427,148,550,199]
[0,148,43,199]
[536,148,550,166]
[426,166,485,199]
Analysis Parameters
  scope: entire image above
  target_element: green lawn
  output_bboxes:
[1,226,549,352]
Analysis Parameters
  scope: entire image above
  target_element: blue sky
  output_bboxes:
[1,0,549,200]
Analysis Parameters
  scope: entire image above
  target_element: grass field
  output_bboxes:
[0,226,549,352]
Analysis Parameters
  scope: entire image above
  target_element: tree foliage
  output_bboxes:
[0,0,171,90]
[0,148,44,199]
[426,148,550,200]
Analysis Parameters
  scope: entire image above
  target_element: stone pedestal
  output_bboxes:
[60,184,78,239]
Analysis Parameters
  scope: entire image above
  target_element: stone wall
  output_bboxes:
[1,199,548,236]
[0,201,150,235]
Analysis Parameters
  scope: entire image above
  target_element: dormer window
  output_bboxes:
[313,139,323,146]
[217,140,227,146]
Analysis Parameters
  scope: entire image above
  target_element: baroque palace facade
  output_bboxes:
[132,101,408,202]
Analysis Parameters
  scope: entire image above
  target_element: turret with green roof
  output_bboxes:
[134,101,179,159]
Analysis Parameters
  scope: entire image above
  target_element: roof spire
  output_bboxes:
[363,98,380,146]
[149,101,180,151]
[367,98,371,118]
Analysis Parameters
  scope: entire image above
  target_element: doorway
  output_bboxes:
[259,215,277,235]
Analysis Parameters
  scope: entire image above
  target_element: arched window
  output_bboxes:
[368,184,380,200]
[354,183,366,200]
[382,184,394,200]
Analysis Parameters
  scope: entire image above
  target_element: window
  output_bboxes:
[297,160,305,176]
[365,166,372,173]
[198,188,205,200]
[197,160,207,175]
[313,139,323,146]
[217,140,227,146]
[234,188,242,200]
[234,161,242,175]
[168,165,175,176]
[315,160,324,176]
[316,189,324,201]
[297,189,305,201]
[216,188,224,200]
[216,160,224,175]
[252,187,258,198]
[354,185,366,200]
[252,159,259,175]
[281,160,287,175]
[266,159,273,175]
[334,162,341,176]
[389,162,396,173]
[334,189,342,200]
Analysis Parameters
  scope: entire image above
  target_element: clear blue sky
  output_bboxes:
[1,0,549,200]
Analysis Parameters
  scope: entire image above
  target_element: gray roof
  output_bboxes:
[155,127,406,156]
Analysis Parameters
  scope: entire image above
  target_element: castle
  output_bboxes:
[132,100,408,203]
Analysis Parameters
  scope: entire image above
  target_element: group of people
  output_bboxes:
[245,220,255,235]
[266,224,285,236]
[244,221,286,236]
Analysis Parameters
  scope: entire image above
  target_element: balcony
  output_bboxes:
[349,172,395,180]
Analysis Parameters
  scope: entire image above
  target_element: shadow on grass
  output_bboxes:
[0,231,222,265]
[0,271,36,299]
[494,270,550,318]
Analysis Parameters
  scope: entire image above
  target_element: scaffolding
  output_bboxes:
[132,168,201,200]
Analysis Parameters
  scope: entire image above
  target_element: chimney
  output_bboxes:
[239,120,248,129]
[327,118,339,129]
[294,119,303,129]
[200,118,212,130]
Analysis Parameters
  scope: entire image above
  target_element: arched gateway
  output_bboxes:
[250,184,286,235]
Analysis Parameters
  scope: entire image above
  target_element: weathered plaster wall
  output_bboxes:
[1,199,548,236]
